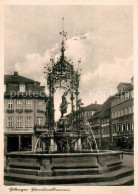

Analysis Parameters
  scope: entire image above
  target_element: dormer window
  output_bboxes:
[19,84,25,92]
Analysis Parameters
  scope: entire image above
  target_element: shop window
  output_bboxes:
[21,135,32,151]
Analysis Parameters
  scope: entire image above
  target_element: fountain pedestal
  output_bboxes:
[49,138,57,153]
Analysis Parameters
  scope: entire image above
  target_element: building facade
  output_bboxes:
[89,98,111,149]
[66,102,102,130]
[4,72,48,152]
[111,78,134,150]
[88,111,101,148]
[88,77,134,150]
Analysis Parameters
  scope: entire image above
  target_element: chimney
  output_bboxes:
[95,101,97,104]
[14,71,18,76]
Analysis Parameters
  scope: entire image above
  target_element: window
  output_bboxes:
[123,124,126,131]
[16,117,23,127]
[125,92,129,100]
[38,100,43,110]
[26,117,31,127]
[118,125,121,132]
[98,128,100,134]
[19,84,25,92]
[114,99,116,105]
[17,100,22,109]
[118,110,120,117]
[107,127,110,134]
[7,117,13,127]
[8,100,14,110]
[114,111,116,118]
[131,122,134,131]
[4,85,6,92]
[26,100,32,109]
[121,109,124,116]
[127,123,131,131]
[113,125,116,133]
[130,91,133,99]
[37,117,43,125]
[112,112,114,119]
[125,108,128,115]
[129,106,132,114]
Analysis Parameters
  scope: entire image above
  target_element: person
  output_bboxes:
[60,92,68,117]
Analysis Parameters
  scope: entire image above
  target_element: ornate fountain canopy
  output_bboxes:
[44,18,81,93]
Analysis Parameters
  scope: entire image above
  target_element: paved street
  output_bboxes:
[123,153,134,168]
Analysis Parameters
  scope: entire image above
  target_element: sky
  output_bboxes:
[4,5,133,120]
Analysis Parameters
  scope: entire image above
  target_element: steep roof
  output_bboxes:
[99,97,111,118]
[117,82,131,88]
[4,72,47,99]
[81,103,102,111]
[4,72,38,84]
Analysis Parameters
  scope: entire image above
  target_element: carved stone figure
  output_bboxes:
[60,92,68,117]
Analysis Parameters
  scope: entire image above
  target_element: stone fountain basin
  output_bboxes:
[5,150,123,176]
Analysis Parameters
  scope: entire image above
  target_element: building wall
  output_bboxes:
[4,73,47,152]
[111,86,134,150]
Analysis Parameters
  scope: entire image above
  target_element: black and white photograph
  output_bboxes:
[2,0,137,190]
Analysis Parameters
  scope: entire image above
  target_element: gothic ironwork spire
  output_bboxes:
[59,17,67,59]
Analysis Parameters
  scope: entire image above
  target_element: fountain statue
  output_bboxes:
[60,92,68,117]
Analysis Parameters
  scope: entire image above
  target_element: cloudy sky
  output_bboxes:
[5,5,133,120]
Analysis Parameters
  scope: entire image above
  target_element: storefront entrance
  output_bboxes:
[7,135,32,152]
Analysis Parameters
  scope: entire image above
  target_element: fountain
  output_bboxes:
[4,18,134,185]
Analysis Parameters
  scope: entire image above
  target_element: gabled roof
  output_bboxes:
[117,82,131,89]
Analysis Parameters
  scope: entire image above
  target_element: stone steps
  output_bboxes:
[62,174,134,186]
[4,167,134,185]
[5,163,123,176]
[4,174,134,186]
